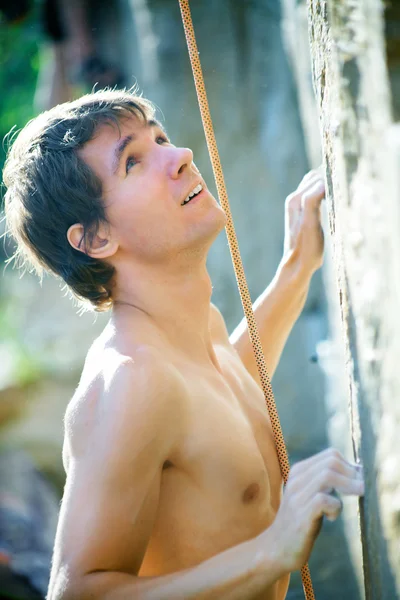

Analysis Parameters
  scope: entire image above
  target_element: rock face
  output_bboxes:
[298,0,400,597]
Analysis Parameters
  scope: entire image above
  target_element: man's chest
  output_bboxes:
[175,349,283,512]
[142,350,283,569]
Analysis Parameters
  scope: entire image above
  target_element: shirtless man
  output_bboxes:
[3,89,364,600]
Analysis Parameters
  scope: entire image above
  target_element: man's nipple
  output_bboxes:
[242,482,260,503]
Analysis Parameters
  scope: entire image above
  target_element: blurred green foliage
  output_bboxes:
[0,6,40,180]
[0,7,42,383]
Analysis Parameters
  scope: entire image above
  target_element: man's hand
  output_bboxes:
[257,448,364,574]
[283,169,326,282]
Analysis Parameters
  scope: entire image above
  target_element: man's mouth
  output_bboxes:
[181,184,203,206]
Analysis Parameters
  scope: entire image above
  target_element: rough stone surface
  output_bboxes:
[304,0,400,597]
[281,0,365,596]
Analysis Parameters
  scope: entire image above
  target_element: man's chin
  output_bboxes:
[208,206,228,241]
[214,203,228,229]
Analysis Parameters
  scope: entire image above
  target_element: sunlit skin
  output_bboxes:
[47,114,364,600]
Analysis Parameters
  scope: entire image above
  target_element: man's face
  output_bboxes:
[79,115,226,266]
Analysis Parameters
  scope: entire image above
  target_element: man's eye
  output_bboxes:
[156,135,169,144]
[126,156,137,173]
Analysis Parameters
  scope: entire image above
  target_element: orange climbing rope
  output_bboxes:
[177,1,315,598]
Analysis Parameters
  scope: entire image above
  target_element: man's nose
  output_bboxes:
[168,146,194,179]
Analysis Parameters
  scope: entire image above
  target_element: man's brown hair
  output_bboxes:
[2,89,155,311]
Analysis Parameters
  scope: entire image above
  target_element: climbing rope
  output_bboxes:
[177,1,315,598]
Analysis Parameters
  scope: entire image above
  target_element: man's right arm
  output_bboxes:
[48,350,284,600]
[48,349,364,600]
[54,537,284,600]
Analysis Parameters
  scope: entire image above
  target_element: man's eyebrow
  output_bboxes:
[112,134,134,174]
[112,119,166,175]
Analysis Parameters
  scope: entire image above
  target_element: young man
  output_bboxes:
[3,89,364,600]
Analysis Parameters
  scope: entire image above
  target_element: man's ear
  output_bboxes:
[67,223,119,259]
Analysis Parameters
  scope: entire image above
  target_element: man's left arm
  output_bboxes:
[230,170,326,383]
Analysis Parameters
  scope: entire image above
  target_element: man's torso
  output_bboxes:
[63,317,290,600]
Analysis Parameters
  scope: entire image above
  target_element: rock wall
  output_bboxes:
[295,0,400,597]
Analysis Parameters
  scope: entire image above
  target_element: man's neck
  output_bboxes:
[110,258,220,371]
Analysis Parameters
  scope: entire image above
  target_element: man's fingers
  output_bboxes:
[312,448,363,481]
[269,447,360,573]
[289,448,364,495]
[296,467,364,504]
[311,492,343,523]
[286,449,364,530]
[299,168,322,188]
[300,180,325,214]
[286,175,325,213]
[290,448,358,476]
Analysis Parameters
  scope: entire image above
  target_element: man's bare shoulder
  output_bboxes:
[53,343,186,584]
[63,343,184,473]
